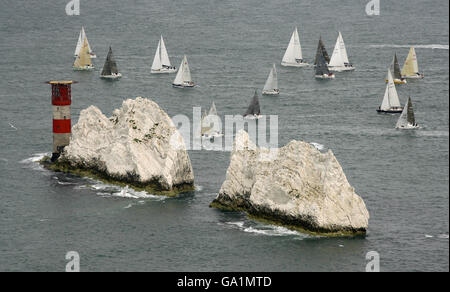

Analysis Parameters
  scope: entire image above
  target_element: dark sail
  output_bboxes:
[245,90,261,116]
[315,47,330,76]
[406,97,416,125]
[314,37,330,65]
[392,53,402,80]
[101,47,119,76]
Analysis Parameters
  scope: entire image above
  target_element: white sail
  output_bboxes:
[263,64,278,91]
[160,36,171,67]
[329,34,344,67]
[208,101,217,116]
[396,101,409,128]
[338,32,349,64]
[381,70,401,110]
[182,56,192,82]
[282,27,303,64]
[74,29,83,56]
[402,47,420,77]
[387,69,401,107]
[75,27,94,57]
[173,59,184,85]
[151,40,162,71]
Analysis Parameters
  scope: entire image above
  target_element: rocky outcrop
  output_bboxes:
[44,97,194,196]
[211,130,369,236]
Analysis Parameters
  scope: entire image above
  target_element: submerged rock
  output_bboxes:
[211,130,369,236]
[43,97,194,196]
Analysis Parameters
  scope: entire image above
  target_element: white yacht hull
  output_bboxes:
[281,61,309,67]
[396,123,419,129]
[377,107,403,114]
[402,73,424,79]
[244,115,263,120]
[73,65,95,71]
[262,90,280,95]
[172,83,195,88]
[315,74,335,79]
[151,68,178,74]
[100,73,122,80]
[329,65,355,72]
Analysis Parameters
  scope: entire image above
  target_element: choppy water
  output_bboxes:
[0,0,448,271]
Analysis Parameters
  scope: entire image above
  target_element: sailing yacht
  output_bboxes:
[151,35,177,74]
[73,37,94,71]
[314,36,330,66]
[377,69,403,113]
[328,32,355,72]
[262,64,280,95]
[281,27,308,67]
[172,55,195,88]
[396,97,419,129]
[401,47,424,79]
[386,53,407,84]
[315,46,335,79]
[201,101,224,139]
[244,90,262,119]
[74,27,96,59]
[100,47,122,79]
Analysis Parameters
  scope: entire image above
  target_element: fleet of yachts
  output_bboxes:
[72,26,423,132]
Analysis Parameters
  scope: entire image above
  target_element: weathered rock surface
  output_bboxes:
[52,97,194,195]
[211,130,369,235]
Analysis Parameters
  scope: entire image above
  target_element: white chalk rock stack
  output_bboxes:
[61,97,194,193]
[212,130,369,235]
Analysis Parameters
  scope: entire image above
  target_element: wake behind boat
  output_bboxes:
[74,27,96,59]
[386,53,407,84]
[73,36,94,71]
[151,35,177,74]
[281,27,309,67]
[401,47,424,79]
[100,47,121,80]
[244,90,262,119]
[396,97,419,129]
[328,32,355,72]
[262,64,280,95]
[377,69,403,113]
[172,55,195,88]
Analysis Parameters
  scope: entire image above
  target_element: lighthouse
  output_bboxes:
[47,81,76,162]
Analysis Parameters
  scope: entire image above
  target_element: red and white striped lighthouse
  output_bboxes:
[47,81,76,161]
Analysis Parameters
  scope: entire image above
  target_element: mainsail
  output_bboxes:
[329,32,350,67]
[101,47,118,76]
[75,27,94,57]
[173,56,193,85]
[263,64,278,92]
[314,36,330,65]
[282,27,303,64]
[73,37,92,68]
[401,47,419,77]
[160,36,171,67]
[315,47,331,76]
[396,97,416,128]
[151,40,162,71]
[245,91,261,116]
[380,70,401,110]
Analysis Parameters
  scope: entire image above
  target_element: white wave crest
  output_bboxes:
[224,221,303,237]
[310,142,325,151]
[369,44,449,50]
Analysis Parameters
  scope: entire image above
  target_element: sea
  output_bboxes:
[0,0,448,272]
